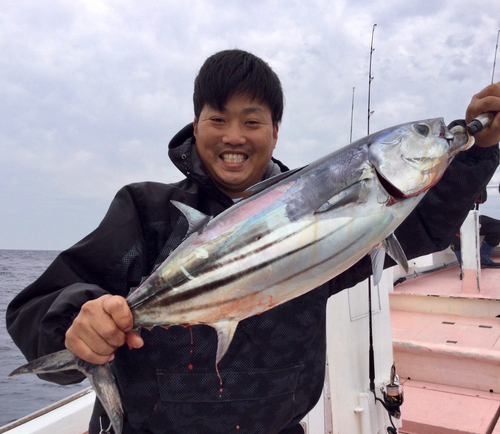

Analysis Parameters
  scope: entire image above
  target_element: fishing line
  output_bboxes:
[99,417,113,434]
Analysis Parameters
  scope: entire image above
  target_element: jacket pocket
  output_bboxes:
[145,364,302,433]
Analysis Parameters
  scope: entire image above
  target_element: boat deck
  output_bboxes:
[390,257,500,434]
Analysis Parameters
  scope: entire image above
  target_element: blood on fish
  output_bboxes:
[215,362,224,398]
[189,325,194,353]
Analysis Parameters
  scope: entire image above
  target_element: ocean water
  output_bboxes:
[0,250,89,427]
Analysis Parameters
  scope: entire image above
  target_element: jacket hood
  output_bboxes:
[168,123,289,197]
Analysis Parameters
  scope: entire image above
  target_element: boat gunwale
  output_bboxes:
[0,386,93,433]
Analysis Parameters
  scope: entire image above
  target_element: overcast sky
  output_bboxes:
[1,0,500,250]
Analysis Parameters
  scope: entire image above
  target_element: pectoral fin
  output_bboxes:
[211,319,239,364]
[369,233,408,286]
[382,233,408,272]
[369,247,386,286]
[315,181,366,214]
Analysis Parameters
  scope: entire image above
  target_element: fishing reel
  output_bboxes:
[380,363,404,423]
[380,364,404,434]
[368,275,404,432]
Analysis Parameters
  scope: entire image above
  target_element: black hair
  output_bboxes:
[193,49,284,124]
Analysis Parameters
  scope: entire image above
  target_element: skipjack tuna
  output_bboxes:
[10,118,474,434]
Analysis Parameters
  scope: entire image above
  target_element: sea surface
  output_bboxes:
[0,249,90,427]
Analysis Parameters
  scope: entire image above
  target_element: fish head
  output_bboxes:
[368,118,474,197]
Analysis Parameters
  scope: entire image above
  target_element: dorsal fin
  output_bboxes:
[171,201,211,236]
[244,166,304,195]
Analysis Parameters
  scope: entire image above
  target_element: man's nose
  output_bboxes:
[222,122,247,145]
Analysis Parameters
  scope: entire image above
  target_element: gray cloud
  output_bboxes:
[1,0,499,249]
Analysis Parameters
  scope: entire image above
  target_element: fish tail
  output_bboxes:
[9,349,123,434]
[9,348,81,376]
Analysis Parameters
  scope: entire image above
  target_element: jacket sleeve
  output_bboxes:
[327,143,500,296]
[6,185,151,384]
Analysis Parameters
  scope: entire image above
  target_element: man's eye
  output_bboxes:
[211,118,224,123]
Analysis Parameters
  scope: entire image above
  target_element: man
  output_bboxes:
[7,49,500,433]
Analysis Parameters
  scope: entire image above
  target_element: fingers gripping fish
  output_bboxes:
[9,118,474,434]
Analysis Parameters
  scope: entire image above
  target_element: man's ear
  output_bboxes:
[193,118,198,138]
[273,122,279,148]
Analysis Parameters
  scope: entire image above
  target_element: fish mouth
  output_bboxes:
[401,155,440,170]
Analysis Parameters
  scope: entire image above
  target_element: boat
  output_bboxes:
[0,387,94,434]
[390,210,500,434]
[2,208,499,434]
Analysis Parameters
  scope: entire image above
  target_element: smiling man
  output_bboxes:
[7,49,500,434]
[193,93,278,198]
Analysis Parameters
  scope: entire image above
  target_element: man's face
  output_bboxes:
[193,94,278,199]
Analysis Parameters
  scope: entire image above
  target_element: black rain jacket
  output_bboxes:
[7,124,499,433]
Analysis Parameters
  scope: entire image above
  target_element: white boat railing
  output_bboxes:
[0,387,94,434]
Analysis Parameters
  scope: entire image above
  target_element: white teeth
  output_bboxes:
[221,153,247,163]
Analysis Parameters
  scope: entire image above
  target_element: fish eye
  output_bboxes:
[414,124,430,136]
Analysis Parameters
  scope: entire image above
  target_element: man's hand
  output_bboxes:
[65,294,144,364]
[466,81,500,148]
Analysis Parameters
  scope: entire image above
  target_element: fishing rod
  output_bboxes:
[366,22,377,395]
[492,29,499,84]
[367,21,377,394]
[367,24,377,135]
[350,87,355,143]
[393,261,458,286]
[365,23,404,434]
[467,112,496,135]
[467,31,499,134]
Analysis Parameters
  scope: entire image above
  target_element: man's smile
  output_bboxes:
[220,153,248,164]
